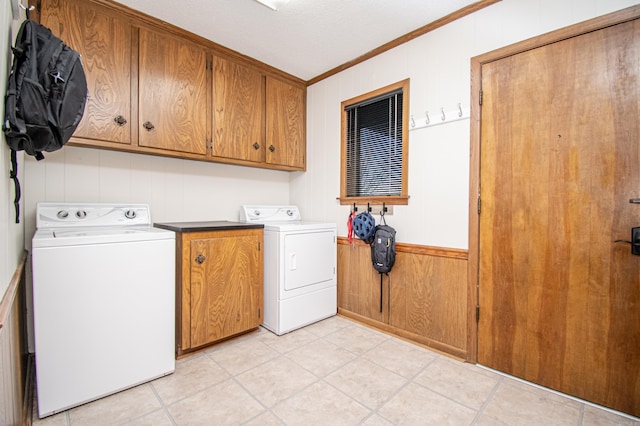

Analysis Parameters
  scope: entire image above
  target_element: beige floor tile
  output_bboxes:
[167,378,264,425]
[362,338,438,379]
[236,356,318,407]
[378,382,477,425]
[33,411,69,425]
[482,379,581,425]
[324,324,388,355]
[261,327,319,354]
[413,357,500,410]
[244,410,286,425]
[272,380,370,425]
[303,316,352,337]
[122,408,173,425]
[582,404,640,425]
[361,413,395,425]
[151,353,229,404]
[67,383,161,425]
[206,337,280,376]
[286,338,357,377]
[325,358,408,409]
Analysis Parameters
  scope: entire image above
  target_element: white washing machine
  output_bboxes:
[31,203,175,418]
[240,205,337,335]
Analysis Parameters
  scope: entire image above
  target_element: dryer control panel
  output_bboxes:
[240,205,301,223]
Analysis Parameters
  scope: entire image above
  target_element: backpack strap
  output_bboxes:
[9,149,21,224]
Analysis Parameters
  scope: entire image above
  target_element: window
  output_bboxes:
[340,79,409,205]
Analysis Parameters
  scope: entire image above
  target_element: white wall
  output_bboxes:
[295,0,639,249]
[1,0,24,297]
[23,147,291,250]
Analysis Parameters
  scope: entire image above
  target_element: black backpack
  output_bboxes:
[3,18,88,222]
[370,216,396,312]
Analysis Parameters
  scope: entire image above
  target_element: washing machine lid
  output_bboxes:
[32,226,174,248]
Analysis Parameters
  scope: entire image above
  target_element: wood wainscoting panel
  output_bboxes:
[337,238,469,359]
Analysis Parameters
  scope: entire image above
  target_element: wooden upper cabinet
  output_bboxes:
[138,28,208,155]
[212,56,265,163]
[40,0,132,145]
[266,77,306,169]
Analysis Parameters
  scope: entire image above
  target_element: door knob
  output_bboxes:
[195,254,206,264]
[143,121,155,131]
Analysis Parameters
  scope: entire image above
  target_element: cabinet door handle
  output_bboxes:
[143,121,155,131]
[114,115,127,126]
[268,145,275,152]
[253,142,260,150]
[195,254,206,264]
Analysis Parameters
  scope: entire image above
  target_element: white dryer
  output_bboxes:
[240,205,336,335]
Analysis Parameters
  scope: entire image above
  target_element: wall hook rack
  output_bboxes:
[410,103,470,131]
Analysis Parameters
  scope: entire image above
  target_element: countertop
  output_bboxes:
[153,221,264,233]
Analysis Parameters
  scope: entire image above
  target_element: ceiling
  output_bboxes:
[112,0,484,82]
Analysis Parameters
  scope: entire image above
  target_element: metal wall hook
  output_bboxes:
[410,115,415,128]
[441,107,446,121]
[458,102,463,117]
[425,111,430,125]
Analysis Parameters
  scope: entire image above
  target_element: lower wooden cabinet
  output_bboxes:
[174,228,263,357]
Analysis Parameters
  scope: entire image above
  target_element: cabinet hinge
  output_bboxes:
[479,90,483,106]
[258,308,261,318]
[476,305,480,322]
[477,195,481,214]
[258,242,261,251]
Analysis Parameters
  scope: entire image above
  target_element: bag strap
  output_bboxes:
[9,149,21,224]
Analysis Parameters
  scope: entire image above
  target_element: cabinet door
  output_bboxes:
[138,28,208,155]
[40,0,132,145]
[265,77,306,169]
[189,234,262,348]
[212,56,265,162]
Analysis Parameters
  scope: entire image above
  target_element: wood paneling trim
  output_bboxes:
[0,250,28,426]
[307,0,501,86]
[337,236,468,260]
[337,240,469,360]
[0,251,27,330]
[338,310,467,360]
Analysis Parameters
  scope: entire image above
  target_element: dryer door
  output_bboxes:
[283,230,336,292]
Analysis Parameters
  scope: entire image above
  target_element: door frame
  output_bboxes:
[467,4,640,364]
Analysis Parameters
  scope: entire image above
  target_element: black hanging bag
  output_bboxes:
[370,213,396,312]
[3,17,88,222]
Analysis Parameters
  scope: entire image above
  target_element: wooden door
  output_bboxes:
[478,18,640,416]
[41,0,132,145]
[189,232,263,348]
[138,28,208,155]
[212,56,265,162]
[266,77,306,169]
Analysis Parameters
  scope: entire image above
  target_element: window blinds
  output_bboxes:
[345,90,403,197]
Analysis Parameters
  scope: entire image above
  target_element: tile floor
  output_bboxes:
[32,316,639,426]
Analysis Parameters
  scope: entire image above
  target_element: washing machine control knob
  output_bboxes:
[124,209,137,219]
[57,210,69,219]
[75,210,87,219]
[254,210,260,216]
[287,210,293,216]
